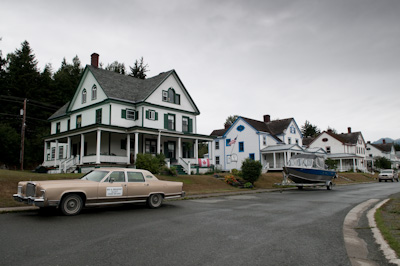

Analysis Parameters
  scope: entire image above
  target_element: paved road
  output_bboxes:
[1,182,399,266]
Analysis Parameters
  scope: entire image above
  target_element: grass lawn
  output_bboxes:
[0,169,377,208]
[375,193,400,257]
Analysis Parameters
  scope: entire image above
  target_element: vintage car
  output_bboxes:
[378,169,399,182]
[13,168,185,215]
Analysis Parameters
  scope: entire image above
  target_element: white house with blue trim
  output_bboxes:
[43,53,213,173]
[210,115,305,171]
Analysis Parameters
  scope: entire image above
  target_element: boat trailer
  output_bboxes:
[276,172,334,191]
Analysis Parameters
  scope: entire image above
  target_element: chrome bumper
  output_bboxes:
[13,194,45,208]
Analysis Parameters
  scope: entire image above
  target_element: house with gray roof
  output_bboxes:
[366,139,400,169]
[306,128,367,172]
[209,115,306,171]
[43,53,213,173]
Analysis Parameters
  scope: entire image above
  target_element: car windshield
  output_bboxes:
[81,170,110,182]
[381,170,393,174]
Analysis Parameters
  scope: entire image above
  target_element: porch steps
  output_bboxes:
[175,165,187,175]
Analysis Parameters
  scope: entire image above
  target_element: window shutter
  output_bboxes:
[135,111,139,121]
[188,118,193,133]
[121,109,126,119]
[146,110,149,119]
[155,112,158,121]
[164,114,168,129]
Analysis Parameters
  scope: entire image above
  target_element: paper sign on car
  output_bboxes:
[106,187,123,196]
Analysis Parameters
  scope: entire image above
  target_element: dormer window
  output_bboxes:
[162,88,180,105]
[82,89,87,104]
[92,85,97,100]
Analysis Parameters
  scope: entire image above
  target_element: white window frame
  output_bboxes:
[126,109,136,120]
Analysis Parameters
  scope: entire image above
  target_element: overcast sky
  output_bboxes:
[1,0,399,142]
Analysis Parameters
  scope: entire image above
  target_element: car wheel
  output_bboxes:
[60,194,83,216]
[147,194,163,208]
[327,182,333,190]
[379,179,381,182]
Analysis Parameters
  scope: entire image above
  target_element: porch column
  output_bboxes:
[134,132,139,162]
[353,158,356,172]
[54,140,59,167]
[178,137,182,159]
[273,152,276,169]
[67,137,71,159]
[340,159,343,172]
[208,141,212,160]
[96,130,101,164]
[126,134,131,164]
[157,131,161,154]
[195,139,199,161]
[43,141,47,162]
[80,134,84,165]
[284,152,287,167]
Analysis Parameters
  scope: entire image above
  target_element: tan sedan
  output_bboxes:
[13,168,185,215]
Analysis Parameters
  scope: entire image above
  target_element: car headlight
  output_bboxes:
[40,189,46,199]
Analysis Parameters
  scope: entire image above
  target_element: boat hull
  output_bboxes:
[283,167,336,184]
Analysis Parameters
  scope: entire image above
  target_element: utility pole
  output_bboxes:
[20,98,27,171]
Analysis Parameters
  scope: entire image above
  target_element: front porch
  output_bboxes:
[260,144,305,171]
[327,154,366,172]
[43,125,213,174]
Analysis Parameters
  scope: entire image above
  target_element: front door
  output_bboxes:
[164,141,176,162]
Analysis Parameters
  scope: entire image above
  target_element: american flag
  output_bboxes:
[229,136,237,145]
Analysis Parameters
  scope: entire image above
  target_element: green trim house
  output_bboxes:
[43,53,213,173]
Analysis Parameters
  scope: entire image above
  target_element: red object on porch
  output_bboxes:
[198,158,210,167]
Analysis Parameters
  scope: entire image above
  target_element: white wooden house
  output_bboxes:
[43,53,213,173]
[366,139,400,169]
[306,128,367,172]
[210,115,305,171]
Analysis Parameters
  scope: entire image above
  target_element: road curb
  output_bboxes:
[367,199,400,265]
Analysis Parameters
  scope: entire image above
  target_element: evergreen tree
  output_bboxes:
[301,120,321,138]
[129,57,148,79]
[225,115,239,127]
[53,56,83,106]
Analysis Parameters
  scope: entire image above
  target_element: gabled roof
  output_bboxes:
[49,65,199,120]
[210,116,294,142]
[308,130,365,147]
[370,143,394,153]
[87,65,173,103]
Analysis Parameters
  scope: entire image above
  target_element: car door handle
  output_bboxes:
[145,184,149,186]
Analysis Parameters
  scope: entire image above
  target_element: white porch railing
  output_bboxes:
[60,155,79,173]
[82,155,127,164]
[262,163,269,173]
[178,157,191,175]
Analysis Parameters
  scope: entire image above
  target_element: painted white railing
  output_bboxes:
[178,157,191,175]
[262,163,270,173]
[60,155,79,173]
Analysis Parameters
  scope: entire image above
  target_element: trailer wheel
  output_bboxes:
[327,182,333,190]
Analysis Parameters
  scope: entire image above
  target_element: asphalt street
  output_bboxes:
[1,182,399,266]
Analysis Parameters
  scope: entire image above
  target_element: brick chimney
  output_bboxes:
[91,53,99,68]
[347,127,351,133]
[383,139,386,144]
[264,115,270,123]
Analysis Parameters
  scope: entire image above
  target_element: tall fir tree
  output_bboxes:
[129,57,148,79]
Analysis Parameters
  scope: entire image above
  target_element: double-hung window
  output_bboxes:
[215,141,219,150]
[164,113,176,131]
[121,109,139,121]
[82,89,87,104]
[76,115,82,128]
[96,109,102,124]
[239,142,244,152]
[92,85,97,100]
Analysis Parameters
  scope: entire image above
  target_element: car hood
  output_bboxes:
[29,179,96,188]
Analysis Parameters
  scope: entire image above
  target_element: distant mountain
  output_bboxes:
[373,138,400,144]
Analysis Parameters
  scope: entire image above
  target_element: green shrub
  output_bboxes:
[243,182,254,189]
[231,168,242,177]
[241,158,262,184]
[160,166,177,176]
[136,153,166,174]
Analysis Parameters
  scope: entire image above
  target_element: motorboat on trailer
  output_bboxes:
[282,154,337,190]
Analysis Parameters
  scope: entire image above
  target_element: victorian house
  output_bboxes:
[43,53,213,173]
